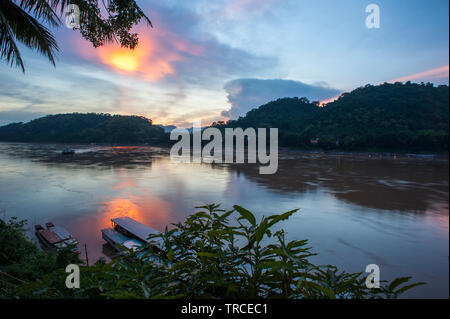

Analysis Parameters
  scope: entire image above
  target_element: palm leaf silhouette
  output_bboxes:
[0,0,59,72]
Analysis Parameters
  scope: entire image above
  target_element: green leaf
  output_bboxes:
[256,260,286,271]
[233,205,256,226]
[253,220,269,243]
[301,281,336,299]
[197,252,218,258]
[193,212,212,219]
[388,276,411,291]
[167,248,174,262]
[218,210,234,221]
[394,282,426,295]
[266,209,299,229]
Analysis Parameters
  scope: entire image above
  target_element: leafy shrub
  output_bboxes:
[0,218,81,297]
[5,205,424,298]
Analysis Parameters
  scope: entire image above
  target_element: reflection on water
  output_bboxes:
[229,153,449,213]
[0,143,448,298]
[99,196,173,230]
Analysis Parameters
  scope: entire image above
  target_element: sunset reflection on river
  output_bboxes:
[0,143,448,298]
[99,196,172,230]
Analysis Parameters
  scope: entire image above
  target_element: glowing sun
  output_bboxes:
[109,52,140,72]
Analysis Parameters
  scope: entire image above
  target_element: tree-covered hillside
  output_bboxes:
[216,82,449,152]
[0,82,448,151]
[0,113,168,144]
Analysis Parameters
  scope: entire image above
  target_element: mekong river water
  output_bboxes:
[0,143,448,298]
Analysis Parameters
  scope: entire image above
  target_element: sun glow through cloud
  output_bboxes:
[109,52,140,72]
[96,35,177,80]
[74,20,205,82]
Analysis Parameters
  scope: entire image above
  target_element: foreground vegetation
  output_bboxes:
[0,217,81,295]
[1,205,424,299]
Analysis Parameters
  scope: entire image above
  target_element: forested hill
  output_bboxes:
[0,113,168,144]
[0,83,448,151]
[216,82,449,152]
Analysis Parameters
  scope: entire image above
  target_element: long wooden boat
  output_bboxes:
[101,217,162,256]
[35,222,79,252]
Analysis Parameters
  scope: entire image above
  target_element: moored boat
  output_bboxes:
[101,217,162,256]
[35,222,79,252]
[62,148,75,155]
[101,228,143,253]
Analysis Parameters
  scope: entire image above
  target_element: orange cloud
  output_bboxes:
[76,24,204,81]
[320,65,449,105]
[390,65,449,83]
[320,94,341,106]
[97,35,176,81]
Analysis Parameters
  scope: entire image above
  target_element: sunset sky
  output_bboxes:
[0,0,448,127]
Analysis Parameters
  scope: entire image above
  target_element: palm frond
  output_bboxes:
[0,20,24,71]
[19,0,61,26]
[0,0,152,72]
[0,0,59,72]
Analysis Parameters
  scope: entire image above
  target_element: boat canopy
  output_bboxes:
[102,228,130,246]
[111,217,160,243]
[40,229,62,244]
[51,226,71,240]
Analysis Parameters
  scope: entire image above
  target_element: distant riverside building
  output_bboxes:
[310,138,320,145]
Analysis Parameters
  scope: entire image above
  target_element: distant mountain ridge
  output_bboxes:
[214,82,449,152]
[0,113,168,144]
[0,82,448,152]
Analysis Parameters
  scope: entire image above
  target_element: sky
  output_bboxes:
[0,0,448,127]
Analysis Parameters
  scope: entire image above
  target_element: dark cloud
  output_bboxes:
[222,78,341,119]
[148,3,277,86]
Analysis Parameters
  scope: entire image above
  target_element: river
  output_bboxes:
[0,142,448,298]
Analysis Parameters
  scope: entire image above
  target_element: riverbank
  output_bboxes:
[280,147,449,160]
[1,142,448,164]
